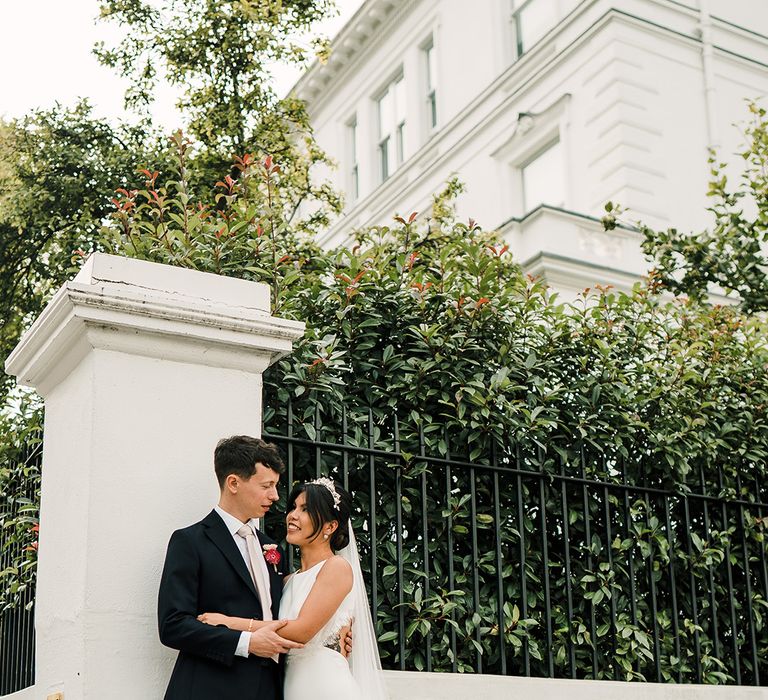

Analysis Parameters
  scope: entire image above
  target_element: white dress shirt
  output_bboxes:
[213,506,266,658]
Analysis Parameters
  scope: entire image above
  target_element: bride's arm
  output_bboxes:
[198,573,297,630]
[198,556,353,643]
[196,613,270,631]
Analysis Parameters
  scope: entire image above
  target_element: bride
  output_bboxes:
[201,477,388,700]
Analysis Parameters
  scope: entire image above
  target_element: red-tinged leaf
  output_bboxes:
[408,211,418,224]
[394,216,406,225]
[264,155,273,170]
[256,224,264,237]
[277,254,291,265]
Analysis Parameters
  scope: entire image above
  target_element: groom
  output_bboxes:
[158,435,301,700]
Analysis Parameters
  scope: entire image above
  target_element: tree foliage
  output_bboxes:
[609,101,768,312]
[260,246,768,682]
[104,131,327,311]
[95,0,342,228]
[0,102,157,399]
[96,0,334,151]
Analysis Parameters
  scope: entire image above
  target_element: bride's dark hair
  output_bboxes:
[286,479,352,552]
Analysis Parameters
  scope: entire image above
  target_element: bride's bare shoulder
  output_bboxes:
[318,555,353,584]
[324,555,352,574]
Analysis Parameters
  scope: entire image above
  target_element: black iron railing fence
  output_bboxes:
[0,431,40,695]
[263,401,768,686]
[2,404,767,689]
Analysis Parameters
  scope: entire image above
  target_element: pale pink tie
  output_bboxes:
[237,524,273,621]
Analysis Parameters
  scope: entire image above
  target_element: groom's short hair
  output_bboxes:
[214,435,285,488]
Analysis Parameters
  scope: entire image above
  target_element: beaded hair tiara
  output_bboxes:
[310,476,341,511]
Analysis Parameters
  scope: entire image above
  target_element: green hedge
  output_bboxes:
[259,223,768,684]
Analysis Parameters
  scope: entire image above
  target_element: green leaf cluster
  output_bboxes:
[0,398,42,613]
[0,102,159,400]
[630,101,768,312]
[95,0,335,154]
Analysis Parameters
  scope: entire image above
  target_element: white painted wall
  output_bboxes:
[295,0,768,294]
[3,254,304,699]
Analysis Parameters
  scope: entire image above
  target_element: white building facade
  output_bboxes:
[295,0,768,297]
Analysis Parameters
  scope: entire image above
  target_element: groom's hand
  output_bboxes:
[248,620,303,657]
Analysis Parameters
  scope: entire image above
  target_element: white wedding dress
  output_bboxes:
[279,526,389,700]
[280,560,360,699]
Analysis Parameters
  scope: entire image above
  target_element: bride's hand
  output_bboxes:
[197,612,233,628]
[338,618,354,658]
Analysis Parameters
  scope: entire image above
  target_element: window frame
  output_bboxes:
[512,0,581,58]
[346,115,360,203]
[423,36,437,132]
[376,71,406,183]
[520,137,566,214]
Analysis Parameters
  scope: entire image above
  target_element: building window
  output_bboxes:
[424,39,437,130]
[512,0,580,56]
[347,117,359,202]
[377,74,406,182]
[521,139,566,212]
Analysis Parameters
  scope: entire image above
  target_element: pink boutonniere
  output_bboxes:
[263,544,280,572]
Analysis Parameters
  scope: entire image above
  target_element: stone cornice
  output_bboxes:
[293,0,413,107]
[295,0,768,110]
[5,253,305,396]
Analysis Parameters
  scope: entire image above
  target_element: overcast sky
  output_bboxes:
[0,0,364,130]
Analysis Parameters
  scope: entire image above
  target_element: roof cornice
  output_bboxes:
[292,0,413,106]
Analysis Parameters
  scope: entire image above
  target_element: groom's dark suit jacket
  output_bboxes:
[158,510,285,700]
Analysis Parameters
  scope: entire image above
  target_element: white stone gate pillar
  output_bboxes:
[4,253,304,699]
